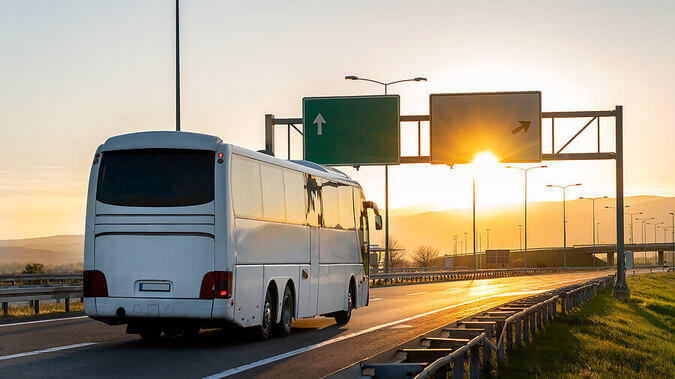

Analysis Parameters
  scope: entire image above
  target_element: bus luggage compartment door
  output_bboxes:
[94,234,214,299]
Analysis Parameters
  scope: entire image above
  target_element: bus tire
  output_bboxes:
[334,284,354,325]
[275,286,293,337]
[254,290,274,340]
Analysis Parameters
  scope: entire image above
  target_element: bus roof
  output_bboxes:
[101,131,357,186]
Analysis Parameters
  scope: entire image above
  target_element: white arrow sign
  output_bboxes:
[313,113,326,135]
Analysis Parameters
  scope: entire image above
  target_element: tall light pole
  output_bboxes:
[547,183,582,267]
[637,217,654,266]
[670,212,675,265]
[463,232,468,254]
[452,235,458,254]
[505,165,547,268]
[175,0,181,131]
[345,75,427,273]
[580,196,608,268]
[345,75,427,272]
[605,205,634,243]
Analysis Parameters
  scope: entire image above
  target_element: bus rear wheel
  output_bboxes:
[254,290,274,340]
[275,286,293,337]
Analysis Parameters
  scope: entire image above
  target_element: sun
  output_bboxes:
[472,151,499,169]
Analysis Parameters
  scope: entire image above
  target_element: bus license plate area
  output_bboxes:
[138,282,171,292]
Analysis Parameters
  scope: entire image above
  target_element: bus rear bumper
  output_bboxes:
[91,297,215,320]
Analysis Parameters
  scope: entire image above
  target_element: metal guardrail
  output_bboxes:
[330,274,617,378]
[368,266,616,287]
[0,274,83,317]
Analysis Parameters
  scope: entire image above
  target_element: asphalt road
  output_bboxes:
[0,269,646,378]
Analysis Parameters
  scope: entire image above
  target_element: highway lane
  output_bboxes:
[0,269,636,378]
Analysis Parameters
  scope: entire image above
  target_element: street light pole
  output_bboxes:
[580,196,608,268]
[547,183,582,267]
[175,0,181,131]
[345,75,427,273]
[505,165,546,268]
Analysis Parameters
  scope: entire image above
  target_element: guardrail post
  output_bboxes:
[470,344,480,378]
[2,302,7,317]
[453,352,465,379]
[537,305,543,329]
[483,327,492,372]
[522,312,529,342]
[506,322,513,356]
[34,299,40,315]
[530,312,536,337]
[65,298,70,312]
[515,317,522,346]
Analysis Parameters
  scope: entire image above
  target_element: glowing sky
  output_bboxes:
[1,0,674,238]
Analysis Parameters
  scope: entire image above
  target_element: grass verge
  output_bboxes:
[497,272,674,378]
[1,301,84,320]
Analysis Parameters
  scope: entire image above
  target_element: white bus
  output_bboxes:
[83,131,382,340]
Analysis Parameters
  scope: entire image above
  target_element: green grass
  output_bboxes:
[497,272,675,378]
[1,301,83,320]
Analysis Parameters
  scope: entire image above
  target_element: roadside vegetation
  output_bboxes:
[497,272,675,378]
[1,301,83,320]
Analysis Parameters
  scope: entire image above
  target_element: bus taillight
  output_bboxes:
[83,270,108,297]
[199,271,232,299]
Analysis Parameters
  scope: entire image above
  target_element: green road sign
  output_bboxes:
[303,95,400,165]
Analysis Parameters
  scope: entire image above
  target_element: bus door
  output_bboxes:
[298,174,321,317]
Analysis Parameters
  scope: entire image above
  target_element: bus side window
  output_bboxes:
[321,181,340,229]
[231,155,262,219]
[338,186,355,230]
[305,174,321,227]
[354,188,369,272]
[283,169,306,224]
[260,163,285,222]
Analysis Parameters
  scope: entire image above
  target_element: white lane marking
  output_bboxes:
[369,298,383,301]
[0,316,89,328]
[0,342,97,362]
[405,292,426,296]
[203,290,539,379]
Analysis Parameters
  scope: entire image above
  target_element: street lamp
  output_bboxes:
[463,232,468,254]
[505,164,547,268]
[605,205,639,244]
[344,75,427,95]
[345,75,427,273]
[579,196,608,268]
[547,183,582,267]
[637,216,654,266]
[452,235,458,254]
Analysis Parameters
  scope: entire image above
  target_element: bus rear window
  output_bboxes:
[96,149,215,207]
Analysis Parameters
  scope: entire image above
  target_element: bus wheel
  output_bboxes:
[255,290,274,340]
[334,286,353,325]
[275,286,293,337]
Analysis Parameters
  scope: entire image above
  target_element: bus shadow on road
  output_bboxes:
[120,317,344,350]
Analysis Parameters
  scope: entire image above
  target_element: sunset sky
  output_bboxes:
[1,0,674,239]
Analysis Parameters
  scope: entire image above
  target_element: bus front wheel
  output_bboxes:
[334,286,354,325]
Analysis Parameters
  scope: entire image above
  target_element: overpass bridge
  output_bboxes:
[448,243,675,268]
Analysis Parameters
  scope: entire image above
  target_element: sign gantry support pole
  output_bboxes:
[612,105,630,300]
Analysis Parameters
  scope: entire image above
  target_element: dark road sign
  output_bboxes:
[430,91,542,164]
[303,95,400,165]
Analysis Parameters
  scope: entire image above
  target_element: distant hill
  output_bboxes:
[0,235,83,268]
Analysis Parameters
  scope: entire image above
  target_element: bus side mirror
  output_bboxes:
[374,214,383,230]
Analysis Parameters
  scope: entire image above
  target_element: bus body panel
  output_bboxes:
[93,234,214,299]
[233,265,263,327]
[234,219,310,264]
